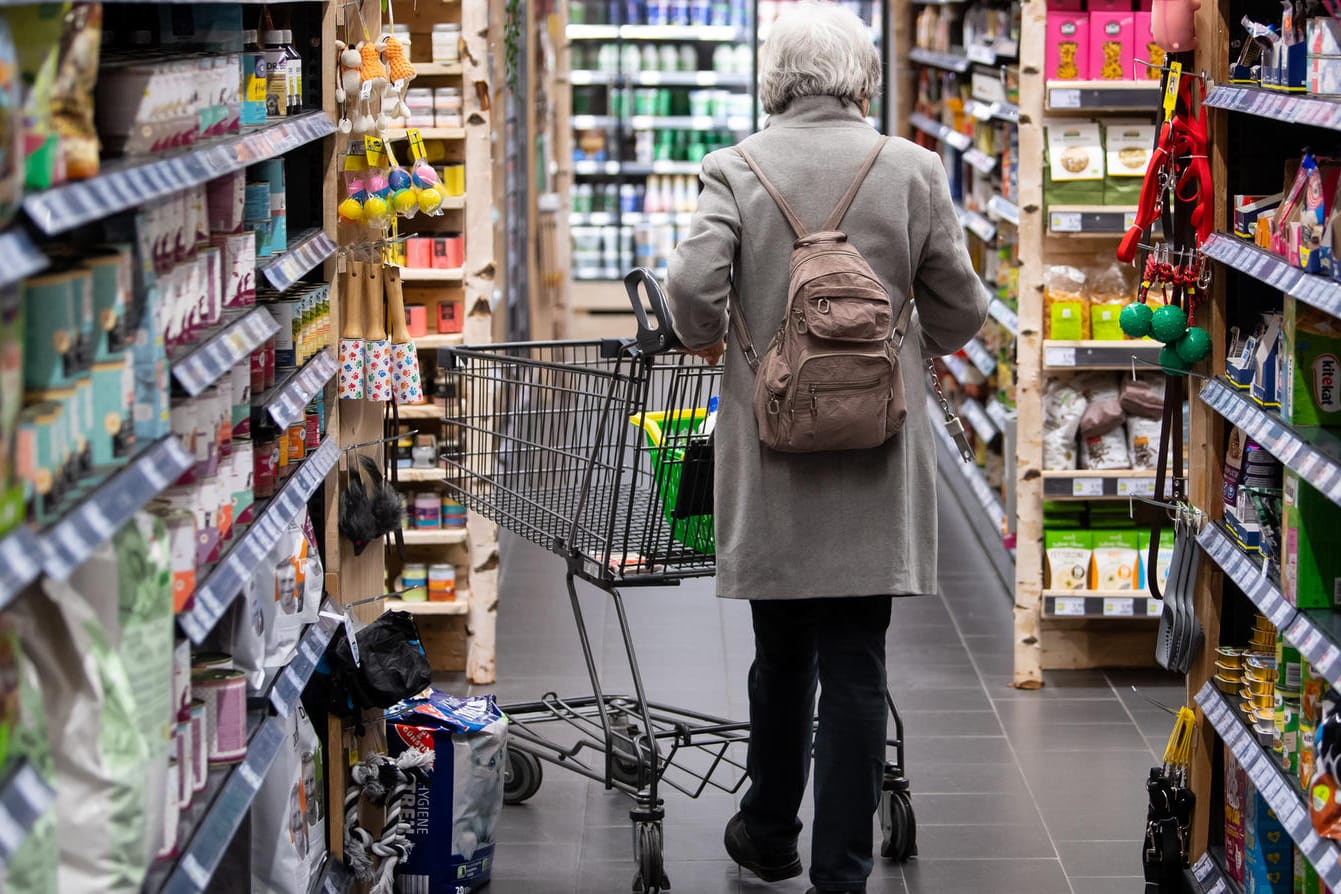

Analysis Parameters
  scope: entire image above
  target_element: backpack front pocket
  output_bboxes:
[798,287,893,342]
[784,352,894,452]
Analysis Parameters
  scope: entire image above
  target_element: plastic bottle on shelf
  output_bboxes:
[659,176,675,213]
[620,225,635,272]
[647,0,666,26]
[634,184,646,212]
[622,44,641,75]
[670,0,690,25]
[644,175,662,213]
[733,44,752,74]
[659,44,679,71]
[709,0,730,26]
[262,30,290,117]
[570,0,587,24]
[679,45,696,71]
[689,0,710,26]
[672,175,691,213]
[620,184,638,214]
[712,45,730,72]
[598,43,618,73]
[635,130,654,164]
[642,45,659,73]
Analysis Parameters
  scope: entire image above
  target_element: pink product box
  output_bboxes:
[1308,56,1341,96]
[1046,13,1089,81]
[212,232,256,309]
[1088,0,1134,8]
[1134,12,1164,80]
[1090,12,1135,80]
[1308,17,1341,56]
[207,171,247,235]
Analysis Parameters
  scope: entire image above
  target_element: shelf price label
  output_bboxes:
[1117,478,1156,497]
[1103,597,1135,617]
[1071,477,1104,497]
[1053,597,1086,616]
[967,43,996,64]
[1050,211,1083,233]
[1147,599,1163,617]
[1050,88,1081,109]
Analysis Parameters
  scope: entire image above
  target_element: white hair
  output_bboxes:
[759,2,882,115]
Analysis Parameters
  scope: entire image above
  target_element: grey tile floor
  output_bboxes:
[443,479,1185,893]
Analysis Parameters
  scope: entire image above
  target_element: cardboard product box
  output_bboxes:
[1252,314,1284,408]
[1283,293,1341,426]
[1045,120,1105,209]
[1045,12,1089,80]
[1089,11,1135,80]
[1104,119,1156,206]
[1310,18,1341,55]
[1226,749,1248,885]
[1245,787,1293,894]
[1237,195,1284,239]
[1294,847,1330,894]
[1134,11,1164,79]
[1308,55,1341,96]
[0,284,22,534]
[387,691,508,893]
[1090,529,1139,590]
[1136,530,1176,590]
[1282,469,1341,608]
[22,270,77,392]
[1045,529,1091,589]
[90,358,133,468]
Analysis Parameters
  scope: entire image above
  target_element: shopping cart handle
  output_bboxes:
[625,267,681,356]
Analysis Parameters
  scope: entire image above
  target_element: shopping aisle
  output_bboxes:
[451,476,1181,894]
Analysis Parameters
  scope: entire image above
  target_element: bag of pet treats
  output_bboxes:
[1043,378,1088,470]
[386,691,508,893]
[214,569,272,692]
[251,704,326,893]
[265,511,322,670]
[0,644,57,894]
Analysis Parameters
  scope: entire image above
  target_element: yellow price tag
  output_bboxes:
[343,147,368,172]
[363,136,386,167]
[384,139,400,168]
[407,128,428,162]
[1162,61,1182,121]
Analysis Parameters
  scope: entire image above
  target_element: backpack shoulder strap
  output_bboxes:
[735,145,808,238]
[823,135,890,232]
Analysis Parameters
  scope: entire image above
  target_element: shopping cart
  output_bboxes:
[438,269,916,893]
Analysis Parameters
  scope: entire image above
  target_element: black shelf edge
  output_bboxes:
[1202,232,1341,318]
[23,111,336,236]
[0,527,46,611]
[171,307,280,398]
[1204,84,1341,131]
[0,230,48,289]
[908,47,971,73]
[179,436,339,644]
[1189,850,1244,894]
[1047,206,1140,235]
[41,435,194,581]
[1042,593,1163,618]
[1042,472,1168,500]
[1199,376,1341,509]
[259,228,338,293]
[1046,81,1163,111]
[0,759,54,872]
[1195,682,1341,889]
[1042,340,1163,370]
[254,351,338,431]
[268,600,341,717]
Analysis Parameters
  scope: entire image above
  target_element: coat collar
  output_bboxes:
[765,95,866,128]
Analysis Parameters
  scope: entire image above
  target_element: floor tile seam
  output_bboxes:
[923,508,1076,894]
[1103,670,1179,763]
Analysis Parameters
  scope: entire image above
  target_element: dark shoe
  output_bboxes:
[724,812,802,882]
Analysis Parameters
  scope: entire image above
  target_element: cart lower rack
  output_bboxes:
[437,271,915,892]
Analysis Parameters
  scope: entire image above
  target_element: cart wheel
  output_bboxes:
[503,748,543,805]
[632,821,669,893]
[879,788,917,862]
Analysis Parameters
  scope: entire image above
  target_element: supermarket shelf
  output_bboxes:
[908,47,971,73]
[384,597,469,616]
[987,194,1020,226]
[413,62,463,77]
[622,161,704,176]
[1045,80,1163,112]
[940,352,977,385]
[1047,205,1139,236]
[24,111,335,236]
[1199,522,1341,697]
[0,230,47,288]
[1188,851,1243,894]
[0,759,53,871]
[150,712,286,894]
[565,24,620,39]
[1199,376,1341,509]
[382,127,466,142]
[965,39,1019,65]
[254,351,337,430]
[395,403,443,420]
[171,307,280,398]
[0,527,45,610]
[966,98,1020,124]
[566,24,746,41]
[928,393,1006,529]
[41,435,194,581]
[571,115,616,129]
[986,397,1014,431]
[258,227,338,293]
[628,115,752,131]
[1043,339,1163,370]
[908,112,973,151]
[1196,681,1341,890]
[963,338,997,377]
[400,527,468,545]
[398,266,464,283]
[568,69,751,87]
[1204,84,1341,131]
[398,468,448,483]
[1042,591,1163,618]
[954,203,996,242]
[179,436,339,644]
[1202,232,1341,318]
[959,397,999,441]
[964,148,997,174]
[268,601,341,717]
[571,211,694,226]
[1041,469,1170,500]
[573,160,620,176]
[988,298,1019,335]
[414,333,464,349]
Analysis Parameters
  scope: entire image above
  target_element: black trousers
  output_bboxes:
[739,595,893,894]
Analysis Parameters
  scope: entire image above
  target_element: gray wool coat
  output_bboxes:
[666,94,989,601]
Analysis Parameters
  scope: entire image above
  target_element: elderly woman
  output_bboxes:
[665,3,988,893]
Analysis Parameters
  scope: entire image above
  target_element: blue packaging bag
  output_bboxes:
[386,691,508,893]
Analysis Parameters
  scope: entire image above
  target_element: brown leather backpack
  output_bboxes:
[731,137,915,453]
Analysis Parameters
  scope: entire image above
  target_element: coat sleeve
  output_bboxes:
[913,152,990,359]
[667,152,740,350]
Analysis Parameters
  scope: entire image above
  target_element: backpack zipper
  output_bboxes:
[809,377,884,412]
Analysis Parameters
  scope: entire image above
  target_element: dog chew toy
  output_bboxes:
[353,40,387,134]
[334,40,362,133]
[380,33,416,124]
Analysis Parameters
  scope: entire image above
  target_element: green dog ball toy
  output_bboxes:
[1175,326,1211,364]
[1119,302,1154,339]
[1159,345,1190,377]
[1150,304,1189,344]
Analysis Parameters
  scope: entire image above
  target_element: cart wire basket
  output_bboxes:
[437,270,915,892]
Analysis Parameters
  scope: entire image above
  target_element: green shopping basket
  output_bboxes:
[629,408,715,555]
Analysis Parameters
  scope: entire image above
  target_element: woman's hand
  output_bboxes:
[684,340,726,365]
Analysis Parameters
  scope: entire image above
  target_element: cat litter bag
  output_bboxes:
[251,704,325,893]
[386,691,508,893]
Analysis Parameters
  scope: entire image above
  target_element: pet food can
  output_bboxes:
[157,755,180,861]
[190,699,209,794]
[1300,721,1317,789]
[305,401,321,450]
[428,563,456,602]
[1303,659,1326,722]
[191,651,233,671]
[176,719,193,809]
[193,668,248,764]
[414,492,441,528]
[1277,641,1302,690]
[287,420,306,464]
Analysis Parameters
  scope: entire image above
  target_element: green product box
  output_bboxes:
[1282,469,1341,608]
[1294,845,1325,894]
[1104,119,1156,206]
[1044,121,1105,211]
[91,359,132,468]
[1090,529,1139,590]
[22,271,75,392]
[1283,293,1341,426]
[85,247,130,362]
[1045,529,1092,590]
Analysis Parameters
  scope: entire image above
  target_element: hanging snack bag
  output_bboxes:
[386,691,508,893]
[251,704,325,893]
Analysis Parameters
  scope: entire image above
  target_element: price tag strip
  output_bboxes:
[180,437,339,644]
[171,308,281,398]
[41,436,194,581]
[986,195,1020,227]
[259,351,338,430]
[159,717,286,894]
[258,228,339,293]
[0,528,46,611]
[0,760,53,871]
[925,393,1007,532]
[1204,84,1341,134]
[1045,594,1159,617]
[0,231,48,290]
[268,599,342,717]
[908,47,970,73]
[987,299,1019,335]
[1203,233,1341,317]
[24,112,336,236]
[963,339,997,377]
